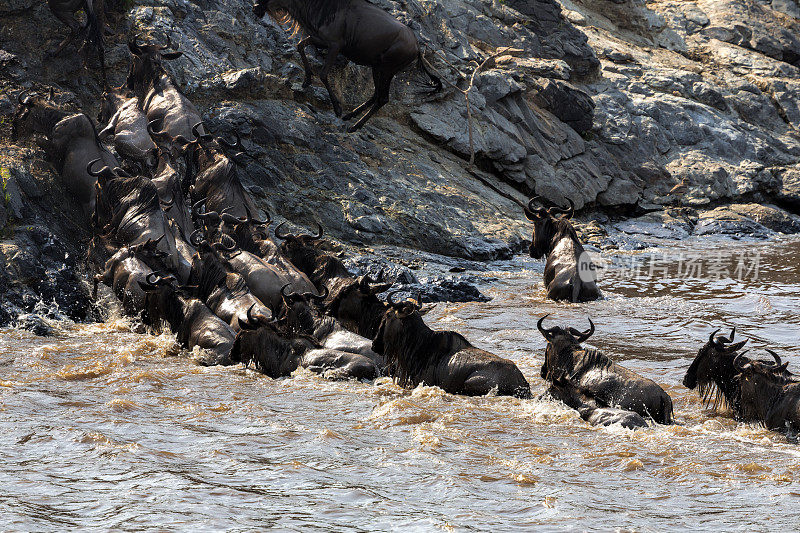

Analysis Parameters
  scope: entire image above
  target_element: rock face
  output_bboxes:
[1,0,800,321]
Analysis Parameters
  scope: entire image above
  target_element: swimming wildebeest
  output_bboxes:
[126,36,203,142]
[683,327,750,412]
[46,0,106,83]
[12,92,118,220]
[735,352,800,436]
[139,274,237,365]
[234,310,379,380]
[525,197,600,302]
[252,0,442,131]
[372,291,531,398]
[537,315,673,424]
[93,239,166,318]
[546,376,648,430]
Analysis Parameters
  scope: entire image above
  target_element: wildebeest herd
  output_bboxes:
[10,0,799,441]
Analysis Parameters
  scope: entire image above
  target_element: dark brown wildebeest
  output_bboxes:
[126,36,203,143]
[545,376,648,430]
[525,197,600,302]
[12,92,118,220]
[98,88,157,166]
[735,352,800,435]
[190,248,273,332]
[682,327,751,412]
[88,161,190,281]
[372,291,531,398]
[276,284,386,369]
[139,274,237,366]
[252,0,442,131]
[537,315,673,424]
[232,314,379,380]
[46,0,106,84]
[92,240,166,317]
[276,222,392,339]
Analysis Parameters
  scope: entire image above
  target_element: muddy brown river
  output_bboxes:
[2,235,800,530]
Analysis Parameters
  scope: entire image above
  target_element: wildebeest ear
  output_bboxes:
[162,51,183,60]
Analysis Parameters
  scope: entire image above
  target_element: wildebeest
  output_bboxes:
[735,352,800,434]
[12,92,118,219]
[46,0,106,83]
[537,315,673,424]
[190,248,273,332]
[98,88,157,166]
[525,197,600,302]
[126,36,203,143]
[233,314,379,380]
[140,275,236,365]
[93,240,165,318]
[275,222,392,338]
[372,291,531,397]
[277,284,386,369]
[546,376,648,430]
[151,151,194,239]
[683,327,750,412]
[252,0,442,131]
[89,161,190,281]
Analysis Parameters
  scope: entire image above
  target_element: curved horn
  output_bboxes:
[765,349,782,367]
[311,222,323,239]
[248,210,271,226]
[219,131,244,151]
[308,286,329,302]
[18,91,36,106]
[386,289,404,307]
[575,319,595,343]
[550,198,575,219]
[152,234,165,246]
[191,122,212,141]
[709,328,721,346]
[734,352,751,372]
[280,283,294,301]
[221,212,248,225]
[413,290,423,310]
[127,35,143,56]
[274,221,291,240]
[216,235,237,252]
[87,158,107,177]
[189,229,205,247]
[146,272,161,286]
[537,314,553,340]
[523,196,547,220]
[160,193,174,209]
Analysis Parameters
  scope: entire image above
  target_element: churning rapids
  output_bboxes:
[2,234,800,531]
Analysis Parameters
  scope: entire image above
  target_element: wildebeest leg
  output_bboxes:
[47,4,82,57]
[297,37,314,88]
[342,68,379,121]
[318,44,343,117]
[348,70,391,133]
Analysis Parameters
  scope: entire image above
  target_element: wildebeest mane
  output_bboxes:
[384,316,471,388]
[194,253,229,301]
[270,0,350,37]
[106,176,162,233]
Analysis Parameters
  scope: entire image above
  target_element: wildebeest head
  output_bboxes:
[734,350,789,422]
[276,221,325,271]
[371,290,424,356]
[253,0,285,20]
[537,314,595,380]
[276,284,329,335]
[126,35,183,93]
[683,328,748,407]
[524,197,577,259]
[11,91,64,140]
[97,87,129,126]
[325,275,393,339]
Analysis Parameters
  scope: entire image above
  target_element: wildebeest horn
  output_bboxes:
[216,235,237,252]
[725,340,748,353]
[191,122,212,141]
[152,234,165,246]
[280,283,296,303]
[248,210,271,226]
[189,229,205,247]
[18,91,36,106]
[306,286,329,302]
[550,198,575,219]
[219,131,245,151]
[87,158,108,177]
[733,352,751,372]
[147,119,166,138]
[311,223,323,239]
[237,304,260,331]
[274,221,291,240]
[386,289,404,307]
[709,328,721,346]
[221,212,248,225]
[765,349,782,367]
[160,193,174,209]
[523,196,547,221]
[537,314,555,341]
[145,272,161,286]
[568,318,595,343]
[128,35,143,56]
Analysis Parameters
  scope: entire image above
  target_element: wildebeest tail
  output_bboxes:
[417,51,443,93]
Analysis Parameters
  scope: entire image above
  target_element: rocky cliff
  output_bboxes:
[1,0,799,323]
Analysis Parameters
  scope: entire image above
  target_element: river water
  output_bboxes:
[2,235,800,531]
